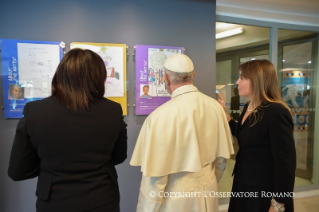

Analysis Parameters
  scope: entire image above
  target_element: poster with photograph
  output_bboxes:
[70,42,127,115]
[1,39,63,118]
[135,45,184,115]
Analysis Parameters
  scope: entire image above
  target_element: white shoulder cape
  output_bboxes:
[130,85,234,176]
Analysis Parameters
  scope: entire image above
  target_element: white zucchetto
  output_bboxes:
[164,53,194,73]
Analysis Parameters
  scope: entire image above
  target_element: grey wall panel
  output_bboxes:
[0,0,216,211]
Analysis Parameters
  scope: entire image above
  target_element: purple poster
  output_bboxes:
[135,45,184,115]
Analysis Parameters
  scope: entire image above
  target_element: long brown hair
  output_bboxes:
[239,59,291,125]
[52,48,106,111]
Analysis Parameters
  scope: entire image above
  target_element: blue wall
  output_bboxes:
[0,0,216,211]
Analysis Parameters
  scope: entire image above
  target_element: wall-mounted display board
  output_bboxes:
[135,45,184,115]
[1,39,64,118]
[70,42,127,115]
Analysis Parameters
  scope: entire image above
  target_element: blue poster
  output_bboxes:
[1,39,64,118]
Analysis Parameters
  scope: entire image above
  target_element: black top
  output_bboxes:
[8,96,127,212]
[229,102,296,204]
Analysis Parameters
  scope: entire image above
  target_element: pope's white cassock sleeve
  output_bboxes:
[136,176,168,212]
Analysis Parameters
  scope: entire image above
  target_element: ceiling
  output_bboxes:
[216,0,319,27]
[216,22,317,52]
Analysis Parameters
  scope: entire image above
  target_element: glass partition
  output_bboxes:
[216,22,270,197]
[278,29,319,188]
[216,24,319,198]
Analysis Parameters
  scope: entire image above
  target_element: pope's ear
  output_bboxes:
[164,73,170,86]
[192,71,196,79]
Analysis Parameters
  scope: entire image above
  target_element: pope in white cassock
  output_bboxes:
[130,53,234,212]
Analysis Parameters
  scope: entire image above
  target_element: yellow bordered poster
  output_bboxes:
[70,42,127,115]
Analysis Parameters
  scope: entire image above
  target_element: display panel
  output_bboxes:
[135,45,184,115]
[70,42,127,115]
[1,39,64,118]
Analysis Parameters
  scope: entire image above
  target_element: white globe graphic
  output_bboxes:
[150,52,167,70]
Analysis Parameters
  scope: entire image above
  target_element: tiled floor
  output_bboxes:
[219,195,319,212]
[293,195,319,212]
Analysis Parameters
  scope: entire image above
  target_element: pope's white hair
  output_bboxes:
[165,69,194,84]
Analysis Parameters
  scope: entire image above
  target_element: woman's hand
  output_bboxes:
[217,94,226,111]
[268,205,276,212]
[269,202,285,212]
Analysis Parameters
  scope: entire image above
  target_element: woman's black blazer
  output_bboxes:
[229,102,296,205]
[8,96,127,212]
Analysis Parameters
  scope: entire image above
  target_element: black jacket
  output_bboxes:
[229,102,296,204]
[8,96,127,212]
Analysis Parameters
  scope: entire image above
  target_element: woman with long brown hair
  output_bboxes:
[8,49,127,212]
[218,59,296,212]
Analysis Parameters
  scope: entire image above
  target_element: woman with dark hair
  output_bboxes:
[218,60,296,212]
[8,49,127,212]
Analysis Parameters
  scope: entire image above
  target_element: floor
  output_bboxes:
[293,195,319,212]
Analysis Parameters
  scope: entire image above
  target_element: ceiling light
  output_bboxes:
[216,27,244,39]
[308,61,312,64]
[251,58,256,60]
[216,85,225,89]
[282,60,285,62]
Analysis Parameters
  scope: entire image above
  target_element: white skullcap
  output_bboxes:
[164,53,194,73]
